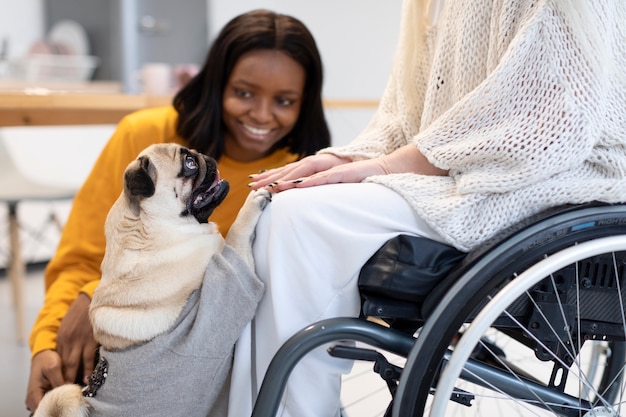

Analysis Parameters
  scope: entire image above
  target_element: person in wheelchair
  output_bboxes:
[237,1,626,417]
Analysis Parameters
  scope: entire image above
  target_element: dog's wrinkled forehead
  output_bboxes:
[142,143,192,174]
[136,144,207,178]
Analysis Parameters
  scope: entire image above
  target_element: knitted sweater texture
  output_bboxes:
[323,0,626,251]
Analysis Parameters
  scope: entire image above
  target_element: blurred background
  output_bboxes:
[0,0,402,99]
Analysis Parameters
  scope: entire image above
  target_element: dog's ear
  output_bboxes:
[124,156,155,214]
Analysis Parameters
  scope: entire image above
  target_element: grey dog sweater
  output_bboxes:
[84,245,265,417]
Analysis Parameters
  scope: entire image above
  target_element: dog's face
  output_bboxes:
[124,143,229,223]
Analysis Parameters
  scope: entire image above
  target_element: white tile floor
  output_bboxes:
[0,266,396,417]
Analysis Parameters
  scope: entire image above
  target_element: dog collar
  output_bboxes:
[83,355,109,398]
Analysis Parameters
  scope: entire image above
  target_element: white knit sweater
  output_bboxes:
[323,0,626,251]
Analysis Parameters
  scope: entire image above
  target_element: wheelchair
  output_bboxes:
[251,202,626,417]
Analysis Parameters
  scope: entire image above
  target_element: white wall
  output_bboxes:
[209,0,402,101]
[0,0,43,59]
[0,0,402,101]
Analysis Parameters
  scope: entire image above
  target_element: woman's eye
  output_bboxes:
[235,88,252,98]
[185,155,198,171]
[276,97,295,107]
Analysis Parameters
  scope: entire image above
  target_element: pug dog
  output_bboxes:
[34,143,267,417]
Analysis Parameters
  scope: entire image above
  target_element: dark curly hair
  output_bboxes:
[173,9,330,159]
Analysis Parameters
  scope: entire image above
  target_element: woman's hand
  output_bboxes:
[248,153,351,190]
[260,157,390,192]
[25,350,64,413]
[56,292,98,386]
[25,293,99,413]
[249,144,447,193]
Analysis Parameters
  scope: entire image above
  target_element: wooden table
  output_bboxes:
[0,92,172,127]
[0,81,378,127]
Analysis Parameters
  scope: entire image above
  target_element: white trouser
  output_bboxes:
[228,183,444,417]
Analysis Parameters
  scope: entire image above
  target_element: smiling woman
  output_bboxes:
[25,9,331,415]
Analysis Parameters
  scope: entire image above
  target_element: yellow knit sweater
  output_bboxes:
[29,106,297,356]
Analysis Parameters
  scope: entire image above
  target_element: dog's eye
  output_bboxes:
[185,155,198,172]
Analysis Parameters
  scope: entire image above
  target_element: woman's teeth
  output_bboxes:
[244,125,271,135]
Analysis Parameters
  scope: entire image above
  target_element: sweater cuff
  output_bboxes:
[31,330,57,358]
[80,279,101,299]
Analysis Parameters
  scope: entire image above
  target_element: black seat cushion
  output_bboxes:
[359,235,466,321]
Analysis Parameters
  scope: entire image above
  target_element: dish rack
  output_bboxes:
[8,54,99,82]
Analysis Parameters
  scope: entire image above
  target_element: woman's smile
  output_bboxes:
[240,123,275,138]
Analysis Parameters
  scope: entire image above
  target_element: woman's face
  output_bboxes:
[222,49,306,162]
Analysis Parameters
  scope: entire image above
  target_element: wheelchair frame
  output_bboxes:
[251,203,626,417]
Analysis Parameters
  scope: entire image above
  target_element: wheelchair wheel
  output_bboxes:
[394,205,626,417]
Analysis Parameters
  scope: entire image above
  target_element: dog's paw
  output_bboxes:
[232,190,271,232]
[225,189,272,263]
[252,189,272,210]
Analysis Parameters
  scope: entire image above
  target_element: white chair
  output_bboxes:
[0,125,113,342]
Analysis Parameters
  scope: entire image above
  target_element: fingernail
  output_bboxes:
[248,174,257,179]
[268,182,278,188]
[247,182,254,187]
[258,169,268,174]
[292,179,303,184]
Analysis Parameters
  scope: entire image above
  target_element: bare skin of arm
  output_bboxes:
[248,144,447,192]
